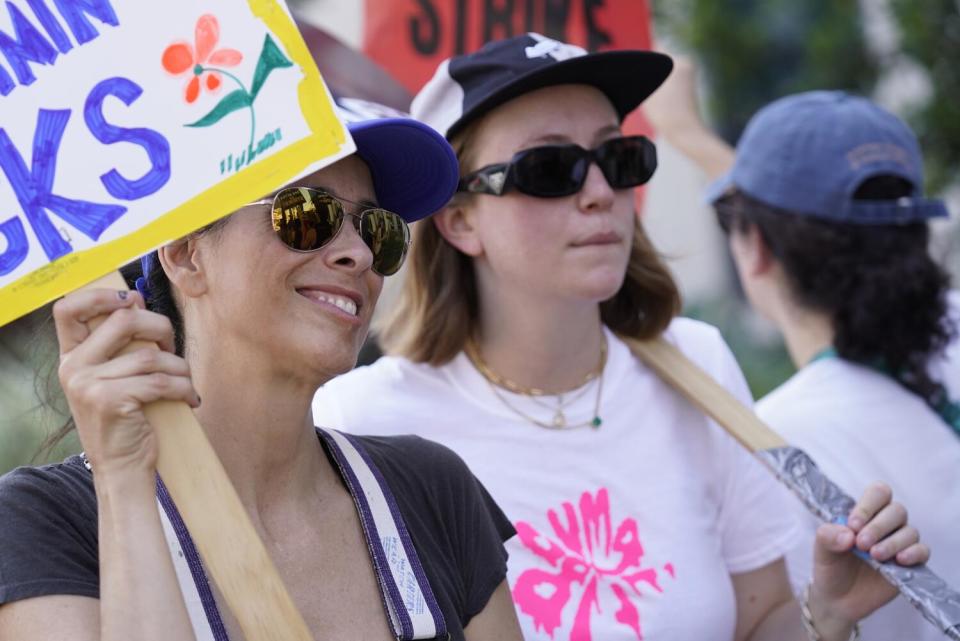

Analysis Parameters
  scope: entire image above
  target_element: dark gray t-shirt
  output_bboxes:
[0,433,514,640]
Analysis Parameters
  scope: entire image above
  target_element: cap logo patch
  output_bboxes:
[846,143,912,170]
[524,33,586,62]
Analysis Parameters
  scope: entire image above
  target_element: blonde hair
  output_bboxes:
[377,120,682,365]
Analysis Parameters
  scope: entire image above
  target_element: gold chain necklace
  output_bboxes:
[465,337,606,430]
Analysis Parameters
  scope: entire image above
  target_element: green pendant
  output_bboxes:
[591,416,602,428]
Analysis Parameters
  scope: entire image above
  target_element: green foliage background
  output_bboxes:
[890,0,960,193]
[652,0,960,398]
[653,0,958,194]
[654,0,877,141]
[1,307,77,475]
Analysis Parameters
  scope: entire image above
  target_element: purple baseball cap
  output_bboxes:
[335,97,459,222]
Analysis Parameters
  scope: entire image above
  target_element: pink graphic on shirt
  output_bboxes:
[512,488,674,640]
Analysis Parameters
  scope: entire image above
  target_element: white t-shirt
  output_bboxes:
[314,319,798,641]
[757,291,960,641]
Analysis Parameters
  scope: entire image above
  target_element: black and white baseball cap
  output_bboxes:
[411,32,673,140]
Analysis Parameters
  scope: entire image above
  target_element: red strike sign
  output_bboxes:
[362,0,653,94]
[361,0,657,212]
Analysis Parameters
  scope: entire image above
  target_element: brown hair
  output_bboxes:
[377,120,682,365]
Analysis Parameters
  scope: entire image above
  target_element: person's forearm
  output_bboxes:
[665,125,736,182]
[96,466,197,641]
[748,598,856,641]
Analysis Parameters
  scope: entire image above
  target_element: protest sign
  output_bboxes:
[0,3,353,639]
[0,0,354,327]
[362,0,654,94]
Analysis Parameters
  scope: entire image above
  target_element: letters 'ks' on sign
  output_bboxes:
[0,0,354,328]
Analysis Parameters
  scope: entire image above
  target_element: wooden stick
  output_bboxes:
[82,271,312,641]
[621,334,960,639]
[621,335,786,452]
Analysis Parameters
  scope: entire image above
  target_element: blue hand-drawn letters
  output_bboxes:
[0,109,129,266]
[85,77,171,201]
[0,0,172,278]
[0,0,119,96]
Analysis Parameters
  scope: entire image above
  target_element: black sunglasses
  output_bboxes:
[255,187,411,276]
[458,135,658,198]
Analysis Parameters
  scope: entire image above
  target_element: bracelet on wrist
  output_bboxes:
[800,583,861,641]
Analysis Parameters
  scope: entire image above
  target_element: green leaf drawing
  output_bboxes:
[186,89,252,128]
[250,33,293,99]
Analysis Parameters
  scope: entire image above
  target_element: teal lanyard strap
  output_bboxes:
[808,346,838,364]
[933,397,960,435]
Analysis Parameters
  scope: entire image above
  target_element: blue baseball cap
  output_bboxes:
[706,91,948,224]
[335,97,459,222]
[412,32,673,140]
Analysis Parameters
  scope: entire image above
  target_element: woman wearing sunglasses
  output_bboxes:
[0,101,523,641]
[313,36,930,641]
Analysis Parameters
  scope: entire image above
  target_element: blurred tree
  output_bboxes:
[685,299,796,399]
[0,307,76,476]
[653,0,879,142]
[651,0,880,398]
[890,0,960,194]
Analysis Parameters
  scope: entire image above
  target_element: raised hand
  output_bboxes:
[54,288,201,475]
[806,482,929,639]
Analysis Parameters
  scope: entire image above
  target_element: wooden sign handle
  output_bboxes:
[623,335,960,639]
[81,271,312,641]
[621,335,786,452]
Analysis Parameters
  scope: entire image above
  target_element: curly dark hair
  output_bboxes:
[715,179,955,412]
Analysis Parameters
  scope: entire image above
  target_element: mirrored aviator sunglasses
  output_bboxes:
[459,135,658,198]
[264,187,411,276]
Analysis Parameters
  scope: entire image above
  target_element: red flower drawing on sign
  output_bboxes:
[512,488,675,640]
[161,14,242,103]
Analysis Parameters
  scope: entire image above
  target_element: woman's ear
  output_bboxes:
[432,201,484,257]
[158,235,209,298]
[747,224,777,276]
[730,223,776,279]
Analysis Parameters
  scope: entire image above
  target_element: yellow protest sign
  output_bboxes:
[0,0,354,326]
